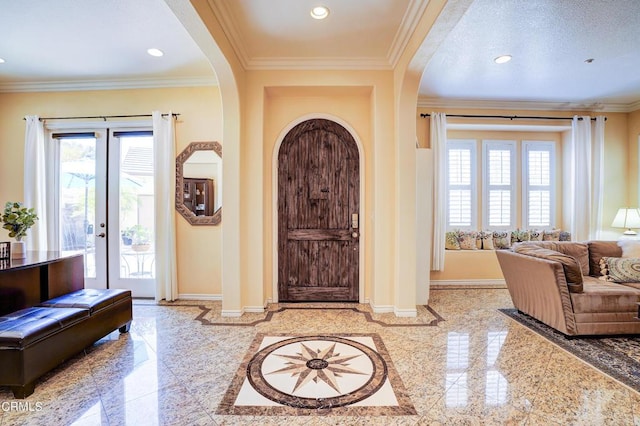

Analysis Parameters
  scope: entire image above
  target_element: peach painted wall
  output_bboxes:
[628,109,640,206]
[0,86,224,296]
[240,69,396,309]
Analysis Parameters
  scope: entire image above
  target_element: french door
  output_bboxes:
[55,128,155,297]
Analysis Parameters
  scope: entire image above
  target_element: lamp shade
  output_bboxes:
[611,208,640,235]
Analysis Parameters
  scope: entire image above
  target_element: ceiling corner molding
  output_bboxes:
[416,97,640,113]
[207,0,251,70]
[245,57,392,71]
[625,100,640,113]
[0,76,218,93]
[387,0,430,67]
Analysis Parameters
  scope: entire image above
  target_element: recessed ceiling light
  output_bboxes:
[147,48,164,57]
[0,58,5,64]
[310,6,330,19]
[494,55,512,64]
[584,58,594,64]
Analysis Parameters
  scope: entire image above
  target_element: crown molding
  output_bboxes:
[209,0,418,71]
[206,0,251,69]
[0,76,218,93]
[244,57,392,71]
[417,97,640,113]
[387,0,429,67]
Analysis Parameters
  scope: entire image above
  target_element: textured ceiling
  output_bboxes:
[419,0,640,109]
[1,0,639,110]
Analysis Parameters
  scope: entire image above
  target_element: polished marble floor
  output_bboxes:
[1,289,640,425]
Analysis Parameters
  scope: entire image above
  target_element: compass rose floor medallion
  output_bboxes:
[217,333,416,416]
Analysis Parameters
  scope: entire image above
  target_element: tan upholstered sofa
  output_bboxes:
[496,241,640,336]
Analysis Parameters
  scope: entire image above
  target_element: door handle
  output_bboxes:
[97,232,106,238]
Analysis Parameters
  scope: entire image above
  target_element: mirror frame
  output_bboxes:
[175,141,222,226]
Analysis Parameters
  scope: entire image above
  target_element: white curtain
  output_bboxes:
[591,116,605,239]
[23,116,48,250]
[152,111,178,302]
[431,112,447,270]
[567,115,604,241]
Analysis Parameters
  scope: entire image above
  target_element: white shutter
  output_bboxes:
[483,141,516,229]
[523,142,555,228]
[446,140,476,229]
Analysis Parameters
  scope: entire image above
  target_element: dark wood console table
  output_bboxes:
[0,251,84,316]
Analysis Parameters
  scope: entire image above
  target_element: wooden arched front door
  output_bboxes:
[278,119,360,302]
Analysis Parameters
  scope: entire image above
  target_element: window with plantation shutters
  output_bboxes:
[523,141,555,228]
[446,140,476,229]
[483,141,516,229]
[445,137,557,233]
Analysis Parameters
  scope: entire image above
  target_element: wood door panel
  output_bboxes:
[278,119,359,302]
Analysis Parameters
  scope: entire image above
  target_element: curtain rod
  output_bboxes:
[419,113,605,121]
[23,113,180,121]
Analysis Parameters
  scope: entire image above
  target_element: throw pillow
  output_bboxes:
[478,231,495,250]
[514,245,583,292]
[543,229,561,241]
[559,231,571,241]
[617,240,640,258]
[528,229,543,241]
[445,231,461,250]
[599,256,640,283]
[459,231,479,250]
[493,231,512,249]
[511,229,530,243]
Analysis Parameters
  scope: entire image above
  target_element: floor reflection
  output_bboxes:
[0,289,638,425]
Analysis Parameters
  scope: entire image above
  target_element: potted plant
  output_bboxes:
[1,201,38,259]
[126,225,151,252]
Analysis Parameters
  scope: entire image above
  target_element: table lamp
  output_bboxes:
[611,207,640,235]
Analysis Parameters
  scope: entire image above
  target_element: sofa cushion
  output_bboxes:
[0,307,88,348]
[587,241,622,276]
[513,245,583,292]
[515,241,589,276]
[570,276,640,314]
[599,257,640,283]
[39,289,131,314]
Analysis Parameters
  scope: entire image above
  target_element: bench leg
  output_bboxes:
[11,382,35,399]
[119,320,132,333]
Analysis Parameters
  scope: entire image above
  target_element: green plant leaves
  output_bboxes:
[1,201,38,241]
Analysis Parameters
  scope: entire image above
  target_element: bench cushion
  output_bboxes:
[0,307,88,348]
[39,289,131,314]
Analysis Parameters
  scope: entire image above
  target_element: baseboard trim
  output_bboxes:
[394,307,418,317]
[178,293,222,301]
[244,306,266,313]
[369,302,418,317]
[369,303,394,314]
[430,279,507,289]
[221,310,243,317]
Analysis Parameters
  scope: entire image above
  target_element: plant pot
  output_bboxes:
[131,243,151,252]
[11,241,26,259]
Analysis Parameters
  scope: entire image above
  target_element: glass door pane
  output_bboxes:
[108,133,155,297]
[59,136,98,279]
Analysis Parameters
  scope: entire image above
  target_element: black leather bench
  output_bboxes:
[0,289,132,398]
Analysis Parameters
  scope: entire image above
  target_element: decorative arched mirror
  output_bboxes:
[175,141,222,225]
